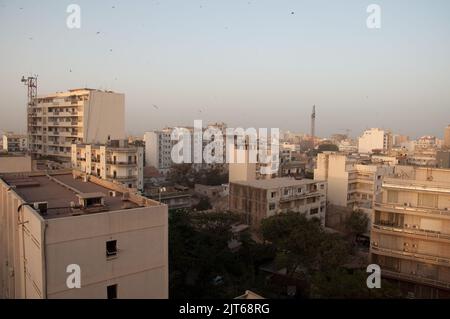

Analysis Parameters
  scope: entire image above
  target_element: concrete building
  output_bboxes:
[229,177,327,227]
[314,152,395,224]
[28,89,125,162]
[71,140,144,191]
[370,167,450,298]
[444,125,450,149]
[0,154,32,173]
[358,128,393,154]
[0,171,168,299]
[437,150,450,169]
[144,129,177,174]
[2,133,28,153]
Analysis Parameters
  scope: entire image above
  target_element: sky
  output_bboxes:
[0,0,449,139]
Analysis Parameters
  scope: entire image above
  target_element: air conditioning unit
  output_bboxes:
[33,202,48,215]
[109,191,117,197]
[83,175,89,182]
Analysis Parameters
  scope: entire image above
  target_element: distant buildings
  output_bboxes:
[2,132,28,152]
[444,125,450,149]
[229,177,327,227]
[71,140,144,191]
[437,150,450,169]
[371,166,450,298]
[29,89,125,163]
[358,128,393,154]
[0,171,168,299]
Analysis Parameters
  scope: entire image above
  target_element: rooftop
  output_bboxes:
[231,177,323,189]
[1,172,159,219]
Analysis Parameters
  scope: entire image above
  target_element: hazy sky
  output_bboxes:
[0,0,449,138]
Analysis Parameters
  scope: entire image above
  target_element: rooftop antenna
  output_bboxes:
[21,75,38,156]
[311,105,316,147]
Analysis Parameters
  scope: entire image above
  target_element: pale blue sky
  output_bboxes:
[0,0,449,138]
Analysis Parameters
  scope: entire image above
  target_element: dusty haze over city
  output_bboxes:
[1,0,449,138]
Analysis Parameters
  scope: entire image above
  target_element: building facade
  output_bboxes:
[28,89,125,162]
[370,166,450,298]
[229,177,327,227]
[71,140,144,191]
[314,152,395,226]
[358,128,393,154]
[2,133,28,153]
[0,171,168,299]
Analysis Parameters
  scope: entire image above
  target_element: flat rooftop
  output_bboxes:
[1,173,150,219]
[231,177,324,189]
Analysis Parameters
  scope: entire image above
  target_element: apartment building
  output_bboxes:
[71,140,144,191]
[144,129,177,174]
[370,167,450,298]
[0,170,168,299]
[358,128,393,154]
[229,177,327,227]
[28,89,125,162]
[2,133,28,152]
[314,152,395,223]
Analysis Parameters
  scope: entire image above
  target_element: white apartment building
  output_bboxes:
[144,129,177,174]
[2,133,28,152]
[71,140,144,191]
[28,89,125,162]
[314,152,395,222]
[0,171,168,299]
[229,177,327,227]
[358,128,393,154]
[371,166,450,298]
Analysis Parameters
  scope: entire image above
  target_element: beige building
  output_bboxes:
[314,152,395,226]
[370,166,450,298]
[71,140,144,191]
[443,125,450,149]
[28,89,125,162]
[2,133,28,153]
[0,171,168,299]
[358,128,393,154]
[229,177,327,227]
[0,154,32,173]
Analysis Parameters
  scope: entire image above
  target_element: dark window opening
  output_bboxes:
[107,284,117,299]
[106,240,117,257]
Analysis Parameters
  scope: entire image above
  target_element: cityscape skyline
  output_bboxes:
[1,0,450,138]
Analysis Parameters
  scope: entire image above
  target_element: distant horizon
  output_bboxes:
[1,0,449,139]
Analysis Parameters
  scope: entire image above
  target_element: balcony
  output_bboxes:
[381,269,450,290]
[371,245,450,267]
[279,190,323,203]
[375,202,450,218]
[107,161,137,166]
[372,224,450,241]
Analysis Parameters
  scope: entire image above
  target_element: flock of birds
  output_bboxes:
[9,3,297,113]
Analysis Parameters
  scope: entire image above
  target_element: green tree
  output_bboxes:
[345,210,369,244]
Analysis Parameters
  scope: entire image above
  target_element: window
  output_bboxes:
[297,188,303,194]
[310,208,319,215]
[284,189,289,196]
[418,193,438,208]
[271,191,277,198]
[269,203,276,210]
[387,190,398,204]
[107,284,118,299]
[106,240,117,258]
[320,184,325,190]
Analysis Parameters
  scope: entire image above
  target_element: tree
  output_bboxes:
[317,143,339,153]
[261,213,350,276]
[345,210,369,244]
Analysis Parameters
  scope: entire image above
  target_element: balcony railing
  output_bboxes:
[371,246,450,266]
[375,202,450,218]
[381,269,450,290]
[372,224,450,241]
